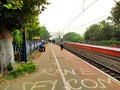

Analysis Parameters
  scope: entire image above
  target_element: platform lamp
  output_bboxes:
[59,30,64,41]
[59,30,61,41]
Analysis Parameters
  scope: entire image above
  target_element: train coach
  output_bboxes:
[64,42,120,57]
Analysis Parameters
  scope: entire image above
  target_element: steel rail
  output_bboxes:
[64,45,120,81]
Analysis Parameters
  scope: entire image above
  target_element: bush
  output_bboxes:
[5,62,37,79]
[84,40,120,46]
[7,63,13,71]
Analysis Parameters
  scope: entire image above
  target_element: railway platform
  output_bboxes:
[0,43,120,90]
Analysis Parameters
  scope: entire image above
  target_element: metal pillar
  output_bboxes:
[22,29,27,62]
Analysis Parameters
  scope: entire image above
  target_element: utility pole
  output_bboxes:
[22,29,27,62]
[59,30,61,41]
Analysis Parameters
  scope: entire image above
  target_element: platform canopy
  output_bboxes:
[32,36,40,40]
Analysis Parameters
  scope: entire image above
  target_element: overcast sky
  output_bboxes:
[39,0,116,35]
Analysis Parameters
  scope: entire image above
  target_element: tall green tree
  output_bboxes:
[63,32,83,42]
[41,26,50,40]
[84,24,102,41]
[99,20,114,40]
[113,26,120,41]
[84,20,114,41]
[26,26,50,40]
[110,1,120,25]
[0,0,49,72]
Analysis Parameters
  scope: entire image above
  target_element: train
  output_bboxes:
[64,42,120,57]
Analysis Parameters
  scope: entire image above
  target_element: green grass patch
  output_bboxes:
[4,62,37,79]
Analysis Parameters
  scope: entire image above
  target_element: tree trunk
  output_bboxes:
[0,27,15,75]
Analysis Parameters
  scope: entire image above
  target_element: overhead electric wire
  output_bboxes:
[62,0,83,28]
[69,14,109,30]
[64,0,99,29]
[83,0,85,11]
[64,0,98,29]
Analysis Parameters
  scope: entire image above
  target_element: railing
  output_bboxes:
[13,40,41,62]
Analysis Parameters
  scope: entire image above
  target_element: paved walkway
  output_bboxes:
[0,43,120,90]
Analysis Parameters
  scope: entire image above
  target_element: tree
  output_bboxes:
[110,1,120,41]
[41,26,50,40]
[113,25,120,41]
[84,20,114,42]
[63,32,83,42]
[0,0,49,73]
[11,29,22,46]
[99,20,114,40]
[84,24,102,41]
[26,26,50,40]
[110,1,120,25]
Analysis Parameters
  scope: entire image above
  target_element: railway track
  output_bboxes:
[64,45,120,81]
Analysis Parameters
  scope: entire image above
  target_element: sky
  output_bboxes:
[39,0,116,36]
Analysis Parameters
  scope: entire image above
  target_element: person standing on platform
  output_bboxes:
[60,39,64,50]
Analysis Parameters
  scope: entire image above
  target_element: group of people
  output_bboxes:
[39,39,64,52]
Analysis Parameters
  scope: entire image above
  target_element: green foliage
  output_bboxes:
[63,32,84,42]
[19,62,36,73]
[41,26,50,40]
[5,62,37,79]
[113,25,120,41]
[7,63,13,71]
[84,20,115,41]
[3,0,23,9]
[110,1,120,25]
[26,26,50,40]
[11,29,22,46]
[84,23,101,41]
[86,40,120,46]
[84,2,120,46]
[100,40,120,46]
[0,0,49,31]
